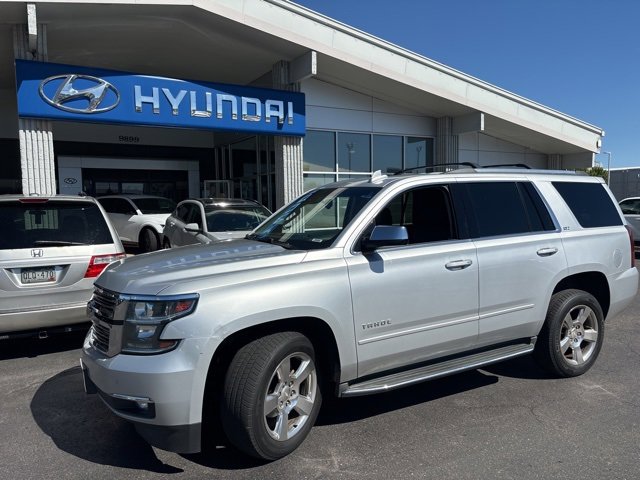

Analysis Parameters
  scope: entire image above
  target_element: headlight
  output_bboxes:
[121,294,198,354]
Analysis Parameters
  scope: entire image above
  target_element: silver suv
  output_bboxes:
[81,168,638,460]
[0,194,125,339]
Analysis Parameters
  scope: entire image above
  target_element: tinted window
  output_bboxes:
[1,200,113,249]
[376,186,456,244]
[206,210,268,232]
[521,183,556,232]
[553,182,622,228]
[619,198,640,215]
[98,198,134,215]
[175,203,190,222]
[464,182,553,238]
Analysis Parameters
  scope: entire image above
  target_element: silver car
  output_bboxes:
[0,194,125,338]
[162,198,270,248]
[619,197,640,252]
[81,169,638,460]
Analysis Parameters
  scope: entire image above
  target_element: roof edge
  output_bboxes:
[271,0,603,136]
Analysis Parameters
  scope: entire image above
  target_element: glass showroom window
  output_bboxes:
[405,137,433,170]
[373,134,403,174]
[303,130,434,192]
[338,132,371,173]
[304,130,335,172]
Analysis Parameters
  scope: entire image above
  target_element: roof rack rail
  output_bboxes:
[392,162,478,175]
[480,163,531,169]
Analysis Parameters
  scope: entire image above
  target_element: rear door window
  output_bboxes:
[552,182,622,228]
[462,182,556,238]
[1,200,113,249]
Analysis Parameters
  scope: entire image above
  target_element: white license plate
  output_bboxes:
[21,268,56,284]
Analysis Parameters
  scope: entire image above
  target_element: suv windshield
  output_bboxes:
[132,197,176,214]
[250,186,380,250]
[1,200,113,249]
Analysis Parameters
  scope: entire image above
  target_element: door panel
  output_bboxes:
[347,241,479,378]
[474,233,567,347]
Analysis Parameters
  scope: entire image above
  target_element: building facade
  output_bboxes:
[0,0,605,210]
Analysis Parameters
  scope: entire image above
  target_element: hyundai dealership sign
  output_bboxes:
[15,60,305,136]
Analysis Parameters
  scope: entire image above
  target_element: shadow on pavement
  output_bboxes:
[29,357,548,472]
[0,330,88,361]
[30,366,184,474]
[316,369,499,426]
[480,353,556,380]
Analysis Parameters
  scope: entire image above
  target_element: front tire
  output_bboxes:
[534,289,604,377]
[221,332,321,460]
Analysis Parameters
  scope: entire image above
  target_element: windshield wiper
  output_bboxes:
[245,233,294,250]
[33,240,89,246]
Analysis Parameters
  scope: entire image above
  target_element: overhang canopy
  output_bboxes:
[0,0,603,155]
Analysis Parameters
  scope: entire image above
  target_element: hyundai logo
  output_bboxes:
[39,74,120,114]
[31,249,44,258]
[64,177,78,184]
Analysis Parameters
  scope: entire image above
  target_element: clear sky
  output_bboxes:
[293,0,640,169]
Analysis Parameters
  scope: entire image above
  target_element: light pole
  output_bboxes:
[346,142,355,172]
[602,151,611,186]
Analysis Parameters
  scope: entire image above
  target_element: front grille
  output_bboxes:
[91,287,118,322]
[92,322,111,354]
[89,286,120,355]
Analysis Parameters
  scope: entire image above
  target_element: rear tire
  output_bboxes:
[221,332,321,460]
[534,289,604,377]
[162,238,171,249]
[139,228,159,252]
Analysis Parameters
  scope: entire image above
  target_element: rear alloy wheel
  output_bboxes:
[221,332,321,460]
[139,228,159,252]
[534,289,604,377]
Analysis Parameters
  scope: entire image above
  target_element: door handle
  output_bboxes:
[445,259,473,271]
[537,247,558,257]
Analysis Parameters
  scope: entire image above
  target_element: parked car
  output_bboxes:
[0,194,125,339]
[162,198,271,248]
[98,195,176,252]
[81,167,637,460]
[619,197,640,252]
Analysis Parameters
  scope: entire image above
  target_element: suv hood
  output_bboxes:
[95,239,306,295]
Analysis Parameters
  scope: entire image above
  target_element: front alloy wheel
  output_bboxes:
[263,352,318,442]
[221,332,322,460]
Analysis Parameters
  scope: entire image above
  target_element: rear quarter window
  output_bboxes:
[552,182,622,228]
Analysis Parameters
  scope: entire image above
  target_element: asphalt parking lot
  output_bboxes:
[1,291,639,480]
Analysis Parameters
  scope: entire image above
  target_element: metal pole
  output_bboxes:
[603,151,611,186]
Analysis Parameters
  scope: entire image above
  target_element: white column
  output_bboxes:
[436,116,459,167]
[272,60,303,208]
[547,154,563,170]
[14,10,56,196]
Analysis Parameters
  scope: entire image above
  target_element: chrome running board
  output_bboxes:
[339,340,535,397]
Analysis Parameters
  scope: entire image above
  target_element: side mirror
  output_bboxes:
[361,225,409,253]
[184,222,201,233]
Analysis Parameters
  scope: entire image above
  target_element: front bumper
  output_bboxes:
[81,332,209,453]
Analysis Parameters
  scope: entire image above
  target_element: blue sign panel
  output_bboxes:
[15,60,306,136]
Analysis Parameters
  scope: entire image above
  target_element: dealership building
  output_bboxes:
[0,0,605,211]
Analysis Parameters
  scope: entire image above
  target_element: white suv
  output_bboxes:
[97,195,176,252]
[81,167,638,460]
